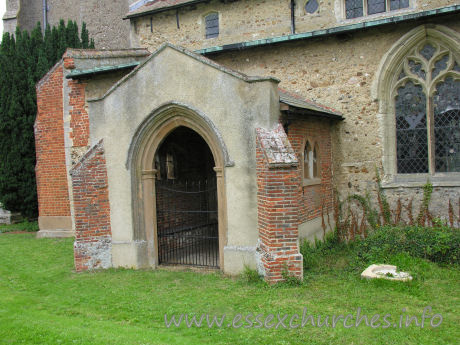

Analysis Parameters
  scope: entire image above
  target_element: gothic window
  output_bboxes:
[393,42,460,174]
[345,0,408,19]
[205,12,219,39]
[304,140,320,181]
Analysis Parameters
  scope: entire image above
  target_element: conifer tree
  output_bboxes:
[0,21,95,218]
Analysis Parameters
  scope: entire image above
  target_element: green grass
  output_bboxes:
[0,220,38,233]
[0,234,459,344]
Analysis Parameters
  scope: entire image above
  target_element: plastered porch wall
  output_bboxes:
[87,45,281,273]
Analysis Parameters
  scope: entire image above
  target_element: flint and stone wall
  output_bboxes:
[3,0,136,49]
[131,1,460,221]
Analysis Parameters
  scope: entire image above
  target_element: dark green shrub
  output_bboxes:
[356,225,459,265]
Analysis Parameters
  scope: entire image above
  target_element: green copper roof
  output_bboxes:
[195,5,460,55]
[66,62,141,79]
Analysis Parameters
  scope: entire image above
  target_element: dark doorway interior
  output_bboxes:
[155,126,219,267]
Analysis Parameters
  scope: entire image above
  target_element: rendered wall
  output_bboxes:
[86,45,281,273]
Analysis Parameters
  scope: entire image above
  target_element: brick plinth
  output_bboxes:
[70,140,112,271]
[256,124,303,284]
[35,63,71,233]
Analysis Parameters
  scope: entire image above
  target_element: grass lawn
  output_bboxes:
[0,233,458,345]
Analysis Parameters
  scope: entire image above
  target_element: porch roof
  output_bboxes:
[279,89,343,121]
[66,62,141,79]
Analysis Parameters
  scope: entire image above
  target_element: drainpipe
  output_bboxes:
[42,0,47,32]
[290,0,296,34]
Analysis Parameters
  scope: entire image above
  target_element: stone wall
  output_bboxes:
[132,0,456,51]
[4,0,136,49]
[211,19,460,222]
[132,1,460,222]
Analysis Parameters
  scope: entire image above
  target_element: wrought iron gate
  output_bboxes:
[156,178,219,267]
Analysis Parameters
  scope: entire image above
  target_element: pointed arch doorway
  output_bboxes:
[131,105,227,270]
[155,126,219,267]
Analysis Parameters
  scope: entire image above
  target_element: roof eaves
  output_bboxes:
[124,0,210,20]
[65,62,141,79]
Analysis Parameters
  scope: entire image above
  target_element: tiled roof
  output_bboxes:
[279,88,343,119]
[127,0,208,18]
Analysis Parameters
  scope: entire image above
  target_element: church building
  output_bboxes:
[34,0,459,283]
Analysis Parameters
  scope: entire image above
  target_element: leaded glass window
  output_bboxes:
[393,41,460,174]
[345,0,363,19]
[305,0,319,14]
[205,12,219,39]
[367,0,386,15]
[345,0,409,18]
[433,78,460,172]
[390,0,409,11]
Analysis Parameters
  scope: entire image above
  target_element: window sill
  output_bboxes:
[382,173,460,189]
[303,178,321,187]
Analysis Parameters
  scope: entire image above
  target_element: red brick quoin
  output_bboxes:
[256,124,303,284]
[35,64,71,218]
[70,140,112,271]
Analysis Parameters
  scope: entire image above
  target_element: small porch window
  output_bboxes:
[304,140,321,185]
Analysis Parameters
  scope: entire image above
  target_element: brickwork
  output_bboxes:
[287,119,334,224]
[70,140,112,271]
[35,63,71,217]
[68,79,89,147]
[256,125,303,283]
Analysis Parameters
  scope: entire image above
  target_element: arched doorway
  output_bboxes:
[155,127,219,267]
[130,104,228,270]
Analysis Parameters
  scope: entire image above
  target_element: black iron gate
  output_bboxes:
[156,178,219,267]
